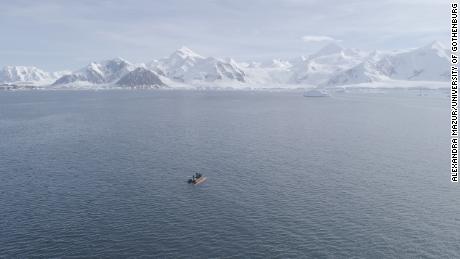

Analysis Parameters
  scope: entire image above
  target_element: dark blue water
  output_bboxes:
[0,89,458,258]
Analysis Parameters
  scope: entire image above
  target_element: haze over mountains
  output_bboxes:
[0,41,450,89]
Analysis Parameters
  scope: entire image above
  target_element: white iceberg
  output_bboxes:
[303,89,330,97]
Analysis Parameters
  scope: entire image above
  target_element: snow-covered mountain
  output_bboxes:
[116,67,166,88]
[242,59,294,85]
[0,66,53,84]
[289,43,368,85]
[152,47,246,83]
[1,41,450,89]
[377,41,450,81]
[53,57,134,85]
[324,51,389,86]
[50,47,246,87]
[324,41,450,86]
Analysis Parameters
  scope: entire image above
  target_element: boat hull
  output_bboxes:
[192,177,207,185]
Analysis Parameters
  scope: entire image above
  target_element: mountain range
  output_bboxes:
[0,41,450,89]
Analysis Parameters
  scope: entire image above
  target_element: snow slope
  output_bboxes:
[377,41,450,81]
[289,43,368,85]
[324,41,450,86]
[153,47,246,83]
[0,66,53,84]
[53,57,134,86]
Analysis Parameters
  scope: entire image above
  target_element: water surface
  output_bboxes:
[0,89,457,258]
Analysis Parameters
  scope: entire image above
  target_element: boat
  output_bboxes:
[188,173,207,185]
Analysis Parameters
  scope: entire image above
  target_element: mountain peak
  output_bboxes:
[418,40,448,59]
[99,57,131,67]
[172,46,203,59]
[314,42,344,56]
[110,57,129,63]
[3,65,40,70]
[425,40,445,49]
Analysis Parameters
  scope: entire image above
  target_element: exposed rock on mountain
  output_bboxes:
[116,67,166,88]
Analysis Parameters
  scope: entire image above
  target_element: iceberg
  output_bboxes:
[303,89,330,97]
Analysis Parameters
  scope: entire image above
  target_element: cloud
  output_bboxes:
[301,35,339,43]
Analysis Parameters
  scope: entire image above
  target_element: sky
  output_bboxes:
[0,0,448,71]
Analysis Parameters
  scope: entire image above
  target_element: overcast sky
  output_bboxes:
[0,0,448,71]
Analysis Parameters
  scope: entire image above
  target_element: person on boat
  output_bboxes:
[188,173,204,184]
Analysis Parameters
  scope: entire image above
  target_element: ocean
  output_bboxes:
[0,89,458,258]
